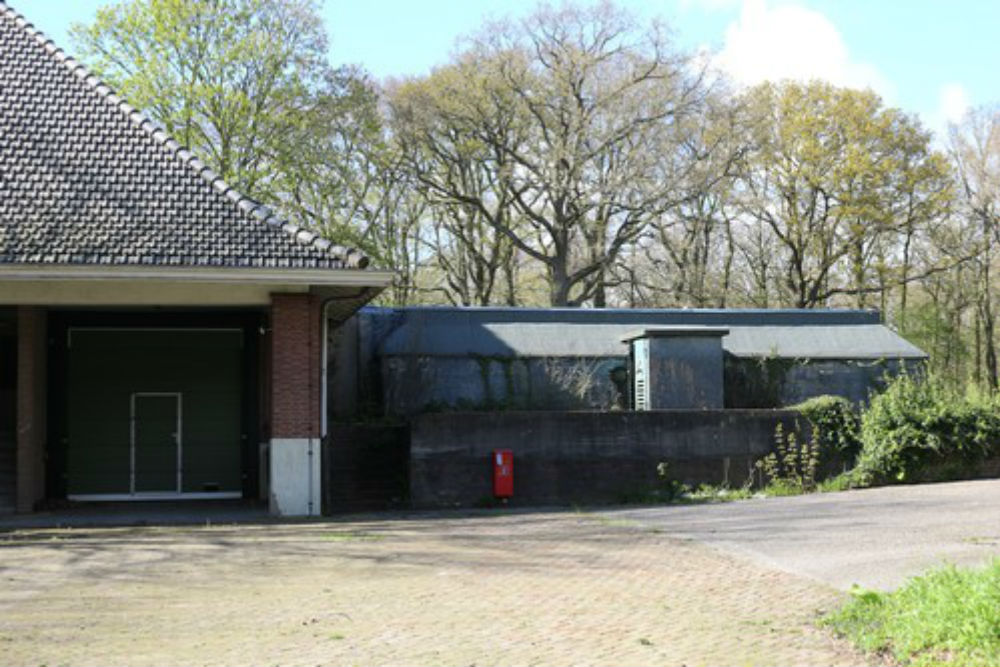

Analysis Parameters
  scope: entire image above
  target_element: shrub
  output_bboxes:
[852,372,1000,486]
[792,394,861,469]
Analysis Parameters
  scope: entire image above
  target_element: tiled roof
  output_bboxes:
[0,2,370,270]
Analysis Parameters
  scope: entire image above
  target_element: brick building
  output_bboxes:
[0,3,391,515]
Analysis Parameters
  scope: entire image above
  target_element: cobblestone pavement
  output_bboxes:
[0,510,868,666]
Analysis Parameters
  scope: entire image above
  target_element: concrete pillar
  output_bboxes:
[16,306,46,512]
[269,293,322,516]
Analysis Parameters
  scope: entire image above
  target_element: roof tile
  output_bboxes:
[0,1,369,271]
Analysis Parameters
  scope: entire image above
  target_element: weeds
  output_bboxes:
[755,422,820,494]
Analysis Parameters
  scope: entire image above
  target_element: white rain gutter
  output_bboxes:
[0,264,394,286]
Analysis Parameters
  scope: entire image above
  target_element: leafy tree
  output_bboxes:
[72,0,332,198]
[274,69,428,304]
[735,81,953,309]
[73,0,414,279]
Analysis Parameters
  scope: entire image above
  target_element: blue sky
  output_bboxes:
[21,0,999,138]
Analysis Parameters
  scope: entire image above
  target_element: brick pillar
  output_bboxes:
[16,307,46,512]
[269,293,322,516]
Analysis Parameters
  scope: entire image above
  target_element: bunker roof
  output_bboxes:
[373,306,927,360]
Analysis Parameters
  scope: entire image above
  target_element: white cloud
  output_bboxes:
[922,82,971,142]
[938,83,969,125]
[714,0,894,101]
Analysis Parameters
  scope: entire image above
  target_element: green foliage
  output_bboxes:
[684,484,756,502]
[895,301,973,390]
[792,395,862,464]
[389,2,715,307]
[816,473,854,493]
[755,422,820,494]
[824,560,1000,666]
[618,469,757,506]
[72,0,331,194]
[852,372,1000,486]
[71,0,390,263]
[741,80,953,309]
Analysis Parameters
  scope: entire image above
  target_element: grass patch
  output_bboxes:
[816,473,854,493]
[823,559,1000,666]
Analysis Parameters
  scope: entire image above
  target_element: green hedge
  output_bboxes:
[852,372,1000,486]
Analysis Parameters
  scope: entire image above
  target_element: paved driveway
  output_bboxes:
[6,479,992,665]
[0,509,862,666]
[613,478,1000,591]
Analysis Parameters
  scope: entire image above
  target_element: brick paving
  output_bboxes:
[0,510,868,666]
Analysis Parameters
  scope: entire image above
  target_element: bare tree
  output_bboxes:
[948,107,1000,388]
[390,2,713,306]
[614,92,748,307]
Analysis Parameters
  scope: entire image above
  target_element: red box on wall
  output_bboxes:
[492,449,513,498]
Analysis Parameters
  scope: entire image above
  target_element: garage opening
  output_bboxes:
[65,328,245,500]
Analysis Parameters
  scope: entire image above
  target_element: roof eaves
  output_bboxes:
[0,1,370,270]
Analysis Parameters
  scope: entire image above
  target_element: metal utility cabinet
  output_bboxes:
[622,327,729,410]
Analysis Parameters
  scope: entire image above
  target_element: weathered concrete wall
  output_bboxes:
[376,355,909,415]
[328,316,360,419]
[725,357,909,408]
[324,424,409,512]
[410,410,801,507]
[382,356,627,415]
[780,359,906,405]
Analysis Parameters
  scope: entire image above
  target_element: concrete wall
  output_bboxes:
[724,357,907,408]
[410,410,801,507]
[323,424,409,512]
[355,352,906,415]
[381,356,627,415]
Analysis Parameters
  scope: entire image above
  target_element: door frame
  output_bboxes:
[130,391,182,495]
